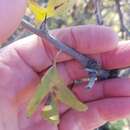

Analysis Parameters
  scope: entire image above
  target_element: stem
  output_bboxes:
[93,0,103,25]
[115,0,130,37]
[21,19,110,89]
[21,19,99,70]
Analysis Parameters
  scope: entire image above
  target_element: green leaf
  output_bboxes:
[55,82,88,111]
[27,65,60,117]
[52,68,88,112]
[42,95,60,125]
[27,64,87,120]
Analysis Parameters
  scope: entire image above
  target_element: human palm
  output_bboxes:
[1,1,130,130]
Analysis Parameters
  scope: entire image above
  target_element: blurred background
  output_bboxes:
[6,0,130,129]
[6,0,130,45]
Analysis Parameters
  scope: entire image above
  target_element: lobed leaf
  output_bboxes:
[28,0,47,24]
[55,81,88,112]
[28,0,75,24]
[52,67,88,112]
[27,64,87,122]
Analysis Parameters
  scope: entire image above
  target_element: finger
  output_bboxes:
[56,60,86,84]
[59,77,130,113]
[73,78,130,102]
[53,41,130,83]
[59,98,130,130]
[57,40,130,84]
[101,41,130,69]
[22,121,58,130]
[48,25,118,54]
[12,25,118,72]
[11,34,130,74]
[0,0,27,43]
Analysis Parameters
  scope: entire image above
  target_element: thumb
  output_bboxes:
[0,0,27,43]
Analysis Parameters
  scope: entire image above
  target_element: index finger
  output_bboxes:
[13,25,118,72]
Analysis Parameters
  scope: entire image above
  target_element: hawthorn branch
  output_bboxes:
[21,19,110,88]
[22,19,96,69]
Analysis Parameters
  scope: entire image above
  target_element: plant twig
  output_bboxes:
[115,0,130,37]
[21,19,100,70]
[21,18,110,88]
[93,0,103,25]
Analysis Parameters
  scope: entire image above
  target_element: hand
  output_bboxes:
[1,1,130,130]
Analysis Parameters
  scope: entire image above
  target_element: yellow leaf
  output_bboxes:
[46,0,75,17]
[28,0,75,24]
[27,65,60,117]
[42,95,60,125]
[28,0,47,24]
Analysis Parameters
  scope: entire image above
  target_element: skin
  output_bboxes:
[1,0,130,130]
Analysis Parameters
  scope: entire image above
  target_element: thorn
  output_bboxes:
[85,68,97,74]
[53,50,62,65]
[85,72,97,89]
[40,13,48,31]
[44,13,48,24]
